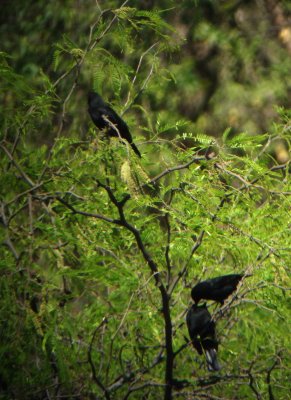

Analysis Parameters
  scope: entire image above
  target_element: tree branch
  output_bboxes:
[94,181,174,400]
[149,155,212,185]
[56,196,115,224]
[87,318,110,400]
[0,143,35,187]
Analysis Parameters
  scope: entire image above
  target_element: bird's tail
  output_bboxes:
[205,348,221,372]
[130,142,142,158]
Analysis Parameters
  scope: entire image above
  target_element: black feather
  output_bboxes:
[88,91,141,158]
[191,274,246,305]
[186,304,221,372]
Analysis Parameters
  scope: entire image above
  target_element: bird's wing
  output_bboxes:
[100,106,127,127]
[192,337,203,355]
[212,274,242,286]
[100,106,133,141]
[97,106,117,124]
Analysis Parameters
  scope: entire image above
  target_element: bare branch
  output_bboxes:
[95,181,175,400]
[168,230,205,296]
[88,0,130,52]
[107,349,164,393]
[2,237,20,261]
[0,143,35,187]
[123,41,159,112]
[87,318,111,400]
[56,196,115,224]
[247,362,262,400]
[215,162,252,187]
[164,213,172,287]
[266,353,281,400]
[150,155,212,185]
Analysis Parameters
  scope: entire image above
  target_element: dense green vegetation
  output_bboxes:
[0,1,290,399]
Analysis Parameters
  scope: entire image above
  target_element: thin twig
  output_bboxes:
[149,155,211,185]
[56,196,115,224]
[0,143,35,187]
[87,318,110,399]
[247,361,262,400]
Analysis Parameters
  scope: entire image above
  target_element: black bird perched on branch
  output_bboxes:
[191,274,246,305]
[88,91,141,158]
[186,303,221,372]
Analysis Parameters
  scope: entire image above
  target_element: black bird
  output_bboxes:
[191,274,245,305]
[88,91,141,158]
[186,303,221,371]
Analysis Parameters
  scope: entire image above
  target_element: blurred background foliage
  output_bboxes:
[1,0,291,152]
[0,0,290,399]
